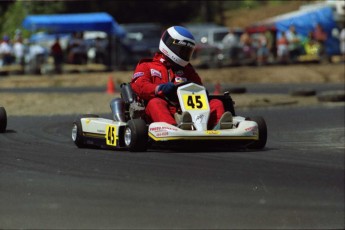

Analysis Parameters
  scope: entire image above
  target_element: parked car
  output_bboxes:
[119,23,162,69]
[185,24,243,68]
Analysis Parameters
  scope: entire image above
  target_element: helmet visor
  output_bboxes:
[162,31,195,62]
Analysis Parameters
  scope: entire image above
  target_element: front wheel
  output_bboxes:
[124,119,148,152]
[71,114,99,148]
[0,107,7,133]
[247,116,267,150]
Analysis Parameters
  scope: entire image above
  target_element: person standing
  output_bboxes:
[0,35,14,66]
[312,23,327,59]
[51,36,64,74]
[256,32,269,66]
[276,31,289,64]
[339,25,345,62]
[27,41,47,74]
[222,29,239,65]
[286,25,304,63]
[13,36,25,66]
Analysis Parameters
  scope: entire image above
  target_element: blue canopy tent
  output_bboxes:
[272,5,338,55]
[22,12,126,68]
[247,4,340,55]
[22,12,125,37]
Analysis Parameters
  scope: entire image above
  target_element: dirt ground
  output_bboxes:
[0,63,344,116]
[224,1,308,28]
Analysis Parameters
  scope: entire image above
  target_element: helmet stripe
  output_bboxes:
[167,27,195,43]
[174,26,195,40]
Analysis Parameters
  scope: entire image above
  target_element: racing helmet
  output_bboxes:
[159,26,196,67]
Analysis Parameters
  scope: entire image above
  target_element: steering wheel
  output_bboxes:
[163,81,195,107]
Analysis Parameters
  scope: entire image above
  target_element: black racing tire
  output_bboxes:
[0,107,7,133]
[247,116,267,150]
[225,87,247,94]
[289,88,316,97]
[317,90,345,102]
[71,114,99,148]
[124,119,148,152]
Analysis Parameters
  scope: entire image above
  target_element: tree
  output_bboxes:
[62,0,202,25]
[0,1,65,38]
[0,1,26,38]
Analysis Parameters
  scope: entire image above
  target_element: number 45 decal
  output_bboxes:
[106,125,118,146]
[183,94,208,110]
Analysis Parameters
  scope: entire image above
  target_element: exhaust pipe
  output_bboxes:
[110,98,126,122]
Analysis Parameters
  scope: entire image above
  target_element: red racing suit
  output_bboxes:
[130,53,225,129]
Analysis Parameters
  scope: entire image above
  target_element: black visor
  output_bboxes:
[162,31,195,61]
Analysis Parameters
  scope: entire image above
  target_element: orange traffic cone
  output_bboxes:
[213,82,221,95]
[106,76,116,94]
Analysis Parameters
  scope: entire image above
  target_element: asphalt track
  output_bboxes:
[0,105,344,229]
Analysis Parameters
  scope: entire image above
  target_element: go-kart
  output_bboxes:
[71,82,267,152]
[0,106,7,133]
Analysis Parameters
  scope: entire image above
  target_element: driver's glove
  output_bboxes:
[155,82,175,96]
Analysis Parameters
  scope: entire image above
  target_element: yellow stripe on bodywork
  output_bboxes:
[83,132,105,139]
[149,133,258,141]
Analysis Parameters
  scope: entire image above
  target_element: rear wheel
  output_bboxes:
[247,116,267,150]
[71,114,99,148]
[124,119,148,152]
[0,107,7,133]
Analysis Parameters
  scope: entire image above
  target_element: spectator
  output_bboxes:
[67,32,87,64]
[256,33,269,66]
[94,37,107,64]
[312,23,327,59]
[265,30,274,61]
[13,36,25,66]
[239,32,256,65]
[222,29,239,65]
[286,25,304,63]
[26,41,47,74]
[51,36,64,74]
[339,25,345,62]
[277,31,289,64]
[302,31,320,57]
[0,35,14,66]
